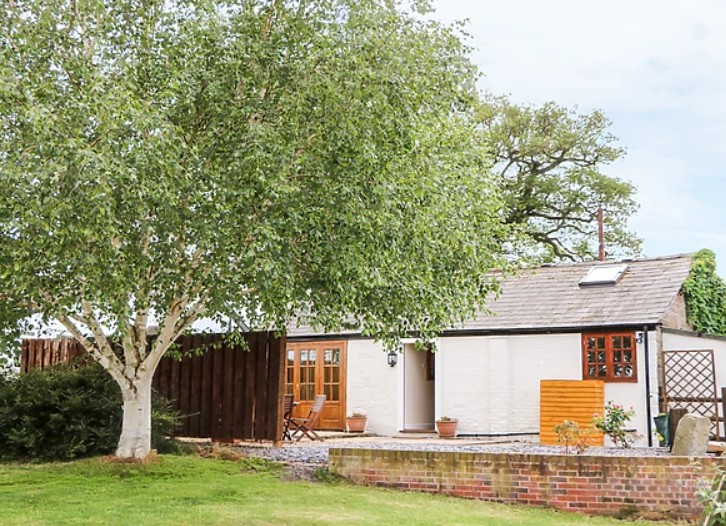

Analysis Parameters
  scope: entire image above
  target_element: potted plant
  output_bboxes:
[346,411,367,433]
[436,416,458,438]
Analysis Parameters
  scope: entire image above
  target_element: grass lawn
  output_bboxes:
[0,454,684,526]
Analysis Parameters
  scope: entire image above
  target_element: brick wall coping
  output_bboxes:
[329,446,723,464]
[329,447,726,520]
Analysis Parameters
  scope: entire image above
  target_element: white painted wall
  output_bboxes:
[343,330,657,444]
[437,334,582,436]
[345,339,399,436]
[662,331,726,396]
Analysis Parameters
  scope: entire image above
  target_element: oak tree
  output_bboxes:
[478,95,641,261]
[0,0,505,457]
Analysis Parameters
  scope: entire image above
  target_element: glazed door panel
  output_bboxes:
[286,341,347,430]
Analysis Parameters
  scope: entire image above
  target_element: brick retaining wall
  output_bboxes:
[328,448,726,520]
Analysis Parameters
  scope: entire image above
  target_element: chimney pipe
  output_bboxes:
[598,206,605,262]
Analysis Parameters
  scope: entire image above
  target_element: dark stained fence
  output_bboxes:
[20,337,87,372]
[20,332,286,442]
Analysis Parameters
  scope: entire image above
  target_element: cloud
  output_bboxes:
[430,0,726,275]
[433,0,726,111]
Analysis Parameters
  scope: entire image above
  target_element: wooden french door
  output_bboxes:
[286,341,347,430]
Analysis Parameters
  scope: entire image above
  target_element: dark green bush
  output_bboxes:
[0,364,180,461]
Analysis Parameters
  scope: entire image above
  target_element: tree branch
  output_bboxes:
[56,314,128,388]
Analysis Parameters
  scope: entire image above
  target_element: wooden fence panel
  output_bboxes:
[540,379,605,446]
[21,331,286,442]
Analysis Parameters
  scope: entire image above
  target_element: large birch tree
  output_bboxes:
[0,0,506,457]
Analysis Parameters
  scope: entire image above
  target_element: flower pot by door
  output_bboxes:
[346,417,367,433]
[436,420,457,438]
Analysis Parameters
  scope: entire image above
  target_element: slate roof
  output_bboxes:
[287,254,693,337]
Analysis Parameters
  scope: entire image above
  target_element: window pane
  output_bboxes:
[325,385,332,399]
[324,368,331,383]
[300,350,308,365]
[333,368,340,383]
[624,365,634,377]
[287,350,295,365]
[586,337,595,350]
[597,351,605,363]
[623,336,632,348]
[597,337,606,349]
[623,350,633,363]
[598,365,607,377]
[588,365,596,377]
[325,350,332,364]
[613,351,621,362]
[612,336,622,349]
[587,351,595,363]
[613,364,622,377]
[332,384,339,401]
[309,350,316,363]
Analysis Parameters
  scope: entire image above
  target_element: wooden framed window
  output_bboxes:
[582,332,637,382]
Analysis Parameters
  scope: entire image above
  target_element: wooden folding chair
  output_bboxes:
[282,394,296,441]
[290,394,326,442]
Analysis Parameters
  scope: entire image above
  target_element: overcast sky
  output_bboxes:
[430,0,726,275]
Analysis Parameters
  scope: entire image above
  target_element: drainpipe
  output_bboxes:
[643,325,653,447]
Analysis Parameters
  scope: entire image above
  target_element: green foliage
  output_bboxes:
[698,469,726,526]
[478,95,641,262]
[0,0,505,348]
[683,249,726,335]
[0,365,180,461]
[591,401,638,448]
[553,420,590,454]
[0,0,507,455]
[313,466,345,484]
[0,337,19,377]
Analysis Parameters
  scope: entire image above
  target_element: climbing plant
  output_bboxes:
[682,249,726,335]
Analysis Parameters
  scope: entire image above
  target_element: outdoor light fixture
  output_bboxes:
[386,350,398,368]
[636,332,645,344]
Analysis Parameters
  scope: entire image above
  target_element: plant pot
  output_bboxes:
[436,420,458,438]
[346,417,367,433]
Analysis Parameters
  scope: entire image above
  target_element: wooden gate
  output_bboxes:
[286,341,347,430]
[21,332,286,442]
[663,349,720,440]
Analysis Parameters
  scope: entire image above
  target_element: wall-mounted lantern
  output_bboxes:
[386,349,398,368]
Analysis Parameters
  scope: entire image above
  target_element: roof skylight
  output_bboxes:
[579,264,628,286]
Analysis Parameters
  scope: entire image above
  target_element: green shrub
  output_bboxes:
[591,401,638,448]
[0,364,180,461]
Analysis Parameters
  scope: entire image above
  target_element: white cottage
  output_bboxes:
[286,253,726,445]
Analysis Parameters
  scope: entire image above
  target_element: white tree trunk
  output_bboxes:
[116,374,153,458]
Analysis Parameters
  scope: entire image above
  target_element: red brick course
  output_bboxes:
[328,448,726,520]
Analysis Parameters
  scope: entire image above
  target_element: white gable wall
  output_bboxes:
[342,331,654,443]
[662,330,726,393]
[346,339,400,436]
[437,334,581,436]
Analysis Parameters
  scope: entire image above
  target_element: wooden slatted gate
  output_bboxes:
[21,332,286,442]
[663,349,720,440]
